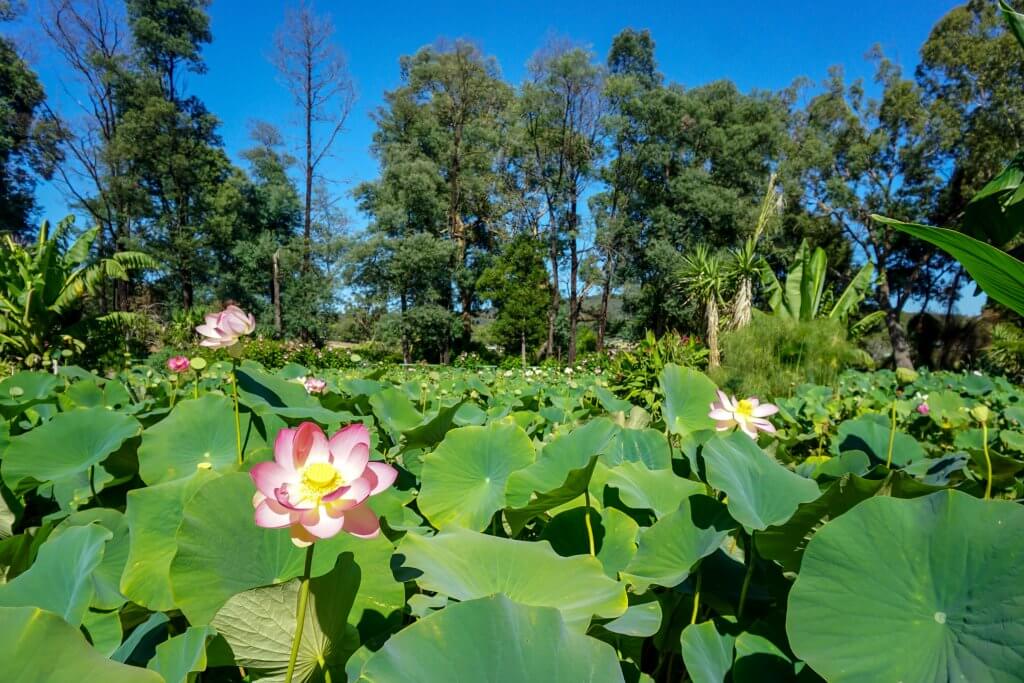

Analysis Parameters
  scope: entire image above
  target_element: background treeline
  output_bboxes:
[2,0,1022,372]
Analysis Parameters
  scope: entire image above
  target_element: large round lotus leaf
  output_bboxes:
[235,363,343,424]
[680,620,735,683]
[1,407,140,493]
[540,505,639,579]
[0,524,110,625]
[146,625,214,683]
[622,495,735,591]
[212,556,361,682]
[702,432,820,530]
[121,470,218,611]
[591,460,705,518]
[54,508,129,609]
[604,427,671,469]
[398,527,627,631]
[833,414,924,465]
[0,606,162,683]
[138,395,252,484]
[170,472,405,625]
[787,490,1024,682]
[356,595,625,683]
[660,364,718,436]
[418,422,535,531]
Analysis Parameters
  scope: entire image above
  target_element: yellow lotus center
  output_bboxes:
[302,462,341,494]
[736,399,755,417]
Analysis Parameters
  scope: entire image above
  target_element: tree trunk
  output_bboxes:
[272,249,282,335]
[400,293,411,364]
[732,277,752,329]
[706,297,720,369]
[875,267,915,370]
[567,209,579,365]
[303,56,314,272]
[597,265,611,353]
[547,223,560,359]
[521,330,527,369]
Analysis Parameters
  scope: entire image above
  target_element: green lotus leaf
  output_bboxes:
[170,472,404,625]
[121,470,219,611]
[787,490,1024,681]
[622,495,735,591]
[660,364,718,436]
[212,555,361,682]
[0,606,162,682]
[146,625,214,682]
[1,406,140,494]
[702,432,820,530]
[53,508,129,609]
[138,395,255,484]
[82,608,122,657]
[592,460,705,518]
[602,600,662,637]
[755,474,882,572]
[538,505,640,579]
[833,414,925,465]
[0,524,110,625]
[680,620,735,683]
[418,422,535,531]
[604,426,671,469]
[398,527,628,630]
[356,595,625,683]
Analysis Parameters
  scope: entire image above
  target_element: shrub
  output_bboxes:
[608,330,709,405]
[714,313,868,398]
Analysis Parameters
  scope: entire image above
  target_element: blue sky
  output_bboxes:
[12,0,981,311]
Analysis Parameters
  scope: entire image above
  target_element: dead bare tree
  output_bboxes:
[271,1,355,271]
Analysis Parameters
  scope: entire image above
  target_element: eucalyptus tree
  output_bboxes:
[518,41,604,362]
[791,59,946,369]
[355,40,512,353]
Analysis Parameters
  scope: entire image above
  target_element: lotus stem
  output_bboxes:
[737,532,756,619]
[285,544,315,683]
[169,375,178,409]
[690,568,702,625]
[982,418,992,500]
[584,489,596,556]
[231,361,242,465]
[885,399,897,468]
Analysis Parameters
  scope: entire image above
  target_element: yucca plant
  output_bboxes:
[730,173,782,329]
[0,219,158,368]
[678,244,729,369]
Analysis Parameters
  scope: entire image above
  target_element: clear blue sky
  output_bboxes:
[13,0,981,312]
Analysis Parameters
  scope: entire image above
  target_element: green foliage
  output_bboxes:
[0,357,1022,681]
[477,233,550,362]
[761,240,874,323]
[0,220,156,368]
[986,322,1024,381]
[608,331,708,407]
[715,313,867,397]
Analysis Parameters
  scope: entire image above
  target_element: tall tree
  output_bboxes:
[792,60,947,369]
[354,40,511,357]
[477,232,550,366]
[121,0,230,310]
[41,0,141,310]
[271,1,355,270]
[592,28,662,350]
[0,5,57,235]
[519,41,604,363]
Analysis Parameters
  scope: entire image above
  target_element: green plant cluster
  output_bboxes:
[0,360,1021,681]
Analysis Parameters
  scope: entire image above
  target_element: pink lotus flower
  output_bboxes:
[917,402,930,415]
[303,377,327,394]
[195,305,256,348]
[708,390,779,439]
[250,422,396,546]
[167,356,190,373]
